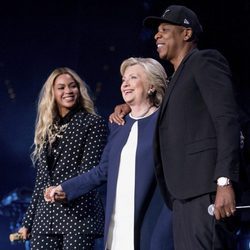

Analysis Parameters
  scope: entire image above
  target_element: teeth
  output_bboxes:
[64,96,74,100]
[157,44,163,48]
[124,90,132,94]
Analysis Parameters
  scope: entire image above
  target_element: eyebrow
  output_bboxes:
[55,81,76,86]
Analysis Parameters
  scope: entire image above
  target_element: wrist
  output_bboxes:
[217,177,231,187]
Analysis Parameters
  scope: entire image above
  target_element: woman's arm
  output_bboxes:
[45,120,113,202]
[21,163,49,231]
[46,158,109,202]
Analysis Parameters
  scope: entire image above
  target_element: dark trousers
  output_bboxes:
[172,193,240,250]
[30,233,95,250]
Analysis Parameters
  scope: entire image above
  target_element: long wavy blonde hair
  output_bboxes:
[32,67,96,163]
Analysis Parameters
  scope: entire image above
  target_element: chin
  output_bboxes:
[123,98,131,103]
[124,99,133,106]
[158,53,167,60]
[65,100,77,106]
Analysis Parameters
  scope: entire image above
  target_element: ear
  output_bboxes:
[148,85,156,95]
[151,84,156,90]
[183,28,193,41]
[148,85,156,92]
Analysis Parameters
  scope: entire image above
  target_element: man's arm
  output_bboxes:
[194,50,240,220]
[109,103,131,125]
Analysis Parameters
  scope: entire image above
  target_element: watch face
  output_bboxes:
[218,177,229,186]
[219,179,227,185]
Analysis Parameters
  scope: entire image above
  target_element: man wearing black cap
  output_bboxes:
[110,5,240,250]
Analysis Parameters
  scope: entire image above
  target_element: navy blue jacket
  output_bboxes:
[62,111,173,250]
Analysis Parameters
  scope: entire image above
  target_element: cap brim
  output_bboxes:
[143,16,179,29]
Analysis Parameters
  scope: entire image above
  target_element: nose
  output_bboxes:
[65,85,73,93]
[154,31,161,40]
[121,79,129,88]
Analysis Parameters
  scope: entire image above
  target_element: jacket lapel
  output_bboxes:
[50,124,72,170]
[49,112,86,172]
[159,48,198,121]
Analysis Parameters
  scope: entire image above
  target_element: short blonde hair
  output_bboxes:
[32,67,95,163]
[120,57,167,107]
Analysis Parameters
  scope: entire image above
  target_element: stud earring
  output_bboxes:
[148,89,155,96]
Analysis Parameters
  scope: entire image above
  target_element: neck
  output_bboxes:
[130,104,155,118]
[171,44,196,71]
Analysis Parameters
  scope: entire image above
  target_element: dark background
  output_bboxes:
[0,0,250,249]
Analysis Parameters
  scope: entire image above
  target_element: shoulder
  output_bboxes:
[74,111,107,126]
[108,115,132,135]
[189,49,231,74]
[193,49,229,63]
[108,120,123,134]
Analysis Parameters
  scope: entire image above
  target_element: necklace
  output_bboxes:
[130,105,154,119]
[52,123,69,139]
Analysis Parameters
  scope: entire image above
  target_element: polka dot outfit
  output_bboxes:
[22,110,108,249]
[30,233,95,249]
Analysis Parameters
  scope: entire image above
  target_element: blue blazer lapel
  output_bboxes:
[107,119,134,202]
[104,118,136,242]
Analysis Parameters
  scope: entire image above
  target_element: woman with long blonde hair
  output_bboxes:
[32,67,96,162]
[18,67,108,249]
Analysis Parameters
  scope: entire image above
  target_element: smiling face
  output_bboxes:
[154,23,187,63]
[121,64,151,108]
[53,73,80,117]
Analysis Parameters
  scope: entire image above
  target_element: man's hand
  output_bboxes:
[109,103,131,125]
[213,185,236,220]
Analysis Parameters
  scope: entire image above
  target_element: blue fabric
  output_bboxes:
[62,110,173,250]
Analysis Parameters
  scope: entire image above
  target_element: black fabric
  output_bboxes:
[46,105,84,171]
[30,233,95,250]
[143,5,203,35]
[172,194,240,250]
[22,111,107,237]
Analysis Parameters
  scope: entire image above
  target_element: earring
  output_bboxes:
[148,89,155,96]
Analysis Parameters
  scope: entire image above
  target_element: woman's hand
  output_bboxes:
[44,186,57,202]
[18,226,29,240]
[44,185,64,202]
[109,103,131,125]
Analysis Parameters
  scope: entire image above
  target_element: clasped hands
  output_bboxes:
[44,185,67,203]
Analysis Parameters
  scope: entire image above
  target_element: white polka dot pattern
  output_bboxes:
[22,111,108,237]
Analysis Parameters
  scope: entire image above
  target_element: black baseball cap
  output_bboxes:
[143,5,203,35]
